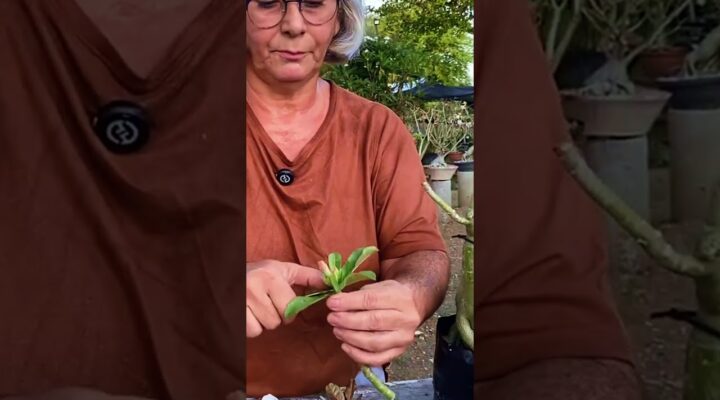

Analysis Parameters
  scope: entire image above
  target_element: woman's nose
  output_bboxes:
[280,2,306,33]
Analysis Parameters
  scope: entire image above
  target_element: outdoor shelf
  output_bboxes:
[248,378,433,399]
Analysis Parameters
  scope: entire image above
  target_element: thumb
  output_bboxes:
[283,263,326,289]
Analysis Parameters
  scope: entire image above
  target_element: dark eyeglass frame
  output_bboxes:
[245,0,340,29]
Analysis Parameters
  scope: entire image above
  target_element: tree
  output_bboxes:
[372,0,474,85]
[322,37,426,113]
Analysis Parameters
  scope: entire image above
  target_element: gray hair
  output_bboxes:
[325,0,365,63]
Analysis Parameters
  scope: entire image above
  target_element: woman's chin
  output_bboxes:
[270,66,315,83]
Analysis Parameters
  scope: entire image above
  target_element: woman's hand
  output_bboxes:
[246,260,326,338]
[325,280,422,367]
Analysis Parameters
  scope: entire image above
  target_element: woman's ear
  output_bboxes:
[333,16,342,37]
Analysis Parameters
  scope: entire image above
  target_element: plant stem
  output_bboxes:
[554,142,709,278]
[422,183,474,349]
[552,1,583,73]
[361,366,396,400]
[422,182,471,225]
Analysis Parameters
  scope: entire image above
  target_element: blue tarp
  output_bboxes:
[403,84,474,104]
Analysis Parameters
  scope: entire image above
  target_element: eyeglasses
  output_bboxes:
[246,0,339,29]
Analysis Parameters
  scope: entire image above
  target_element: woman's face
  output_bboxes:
[246,0,341,83]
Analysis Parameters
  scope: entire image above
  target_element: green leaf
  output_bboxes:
[344,270,377,286]
[284,292,332,319]
[328,252,343,272]
[342,246,379,281]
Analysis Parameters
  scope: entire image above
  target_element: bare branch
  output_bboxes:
[554,142,710,278]
[422,182,471,226]
[626,0,692,63]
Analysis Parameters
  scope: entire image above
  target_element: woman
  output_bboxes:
[244,0,450,397]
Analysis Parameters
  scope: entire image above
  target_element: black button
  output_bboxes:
[93,100,151,154]
[276,169,294,186]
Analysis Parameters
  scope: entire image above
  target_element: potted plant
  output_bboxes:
[657,0,720,110]
[651,0,720,222]
[407,102,465,219]
[635,0,693,81]
[283,246,397,400]
[422,182,474,400]
[559,0,692,226]
[556,141,720,400]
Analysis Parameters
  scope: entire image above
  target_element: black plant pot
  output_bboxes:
[422,152,440,166]
[433,315,474,400]
[453,160,473,172]
[657,74,720,110]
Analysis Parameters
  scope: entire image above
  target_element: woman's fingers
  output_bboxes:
[247,287,282,331]
[340,343,406,367]
[282,263,326,289]
[246,306,263,338]
[327,309,410,331]
[332,327,413,353]
[266,275,302,322]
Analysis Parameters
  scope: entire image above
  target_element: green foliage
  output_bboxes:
[284,246,379,319]
[322,37,425,114]
[373,0,474,85]
[322,0,473,114]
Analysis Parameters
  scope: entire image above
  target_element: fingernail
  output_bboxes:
[327,297,339,309]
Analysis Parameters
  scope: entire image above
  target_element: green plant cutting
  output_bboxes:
[283,246,397,400]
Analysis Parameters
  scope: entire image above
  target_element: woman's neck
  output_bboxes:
[246,69,325,118]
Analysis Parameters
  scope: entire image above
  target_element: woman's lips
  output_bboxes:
[276,51,306,61]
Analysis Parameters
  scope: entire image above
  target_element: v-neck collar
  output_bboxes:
[247,81,338,168]
[48,0,239,94]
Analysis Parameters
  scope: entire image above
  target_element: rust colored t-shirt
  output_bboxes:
[245,82,447,397]
[0,1,246,399]
[474,0,633,381]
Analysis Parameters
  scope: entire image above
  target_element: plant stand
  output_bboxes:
[425,166,458,224]
[454,161,474,209]
[430,180,452,224]
[667,108,720,222]
[245,379,433,400]
[581,136,650,221]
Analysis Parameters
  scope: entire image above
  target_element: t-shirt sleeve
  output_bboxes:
[370,109,447,260]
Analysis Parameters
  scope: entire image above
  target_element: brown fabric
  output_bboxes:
[0,1,246,399]
[475,358,643,400]
[245,82,447,397]
[474,0,634,381]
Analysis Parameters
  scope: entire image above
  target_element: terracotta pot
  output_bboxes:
[445,151,464,163]
[561,87,671,138]
[424,165,458,181]
[638,46,688,80]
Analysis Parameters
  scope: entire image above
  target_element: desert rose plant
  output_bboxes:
[284,246,397,400]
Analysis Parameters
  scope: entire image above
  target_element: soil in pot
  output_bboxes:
[433,315,473,400]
